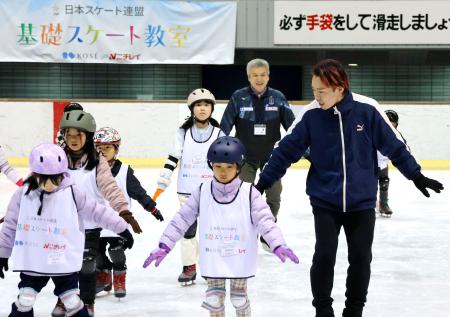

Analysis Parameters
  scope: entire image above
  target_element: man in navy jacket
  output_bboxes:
[255,59,443,317]
[220,59,295,250]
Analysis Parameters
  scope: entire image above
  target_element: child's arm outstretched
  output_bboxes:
[72,185,134,249]
[143,186,200,268]
[154,129,184,196]
[0,146,23,186]
[125,165,163,221]
[250,185,299,264]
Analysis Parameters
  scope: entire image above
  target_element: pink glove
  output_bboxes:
[143,243,170,268]
[274,245,299,264]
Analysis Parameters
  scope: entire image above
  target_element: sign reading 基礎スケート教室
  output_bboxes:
[274,1,450,45]
[0,0,236,64]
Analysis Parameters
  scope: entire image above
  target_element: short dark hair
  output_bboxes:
[312,59,349,94]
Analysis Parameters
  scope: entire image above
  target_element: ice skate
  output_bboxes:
[95,269,112,294]
[113,270,127,298]
[178,264,197,286]
[379,190,393,218]
[85,303,94,316]
[51,298,66,317]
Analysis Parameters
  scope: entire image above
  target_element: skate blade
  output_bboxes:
[180,280,196,287]
[379,213,392,218]
[115,293,126,299]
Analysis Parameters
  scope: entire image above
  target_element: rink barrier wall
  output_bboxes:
[1,100,449,168]
[6,157,450,170]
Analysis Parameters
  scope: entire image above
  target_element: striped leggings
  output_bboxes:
[202,278,251,317]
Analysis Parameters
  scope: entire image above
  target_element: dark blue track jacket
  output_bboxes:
[258,92,421,212]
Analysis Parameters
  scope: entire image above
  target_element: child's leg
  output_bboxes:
[230,279,251,317]
[96,237,113,270]
[201,278,226,317]
[108,237,127,297]
[178,194,199,284]
[108,237,126,271]
[79,228,101,306]
[9,273,49,316]
[52,273,89,317]
[95,237,113,293]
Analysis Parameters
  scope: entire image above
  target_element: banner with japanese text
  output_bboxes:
[0,0,237,64]
[274,1,450,45]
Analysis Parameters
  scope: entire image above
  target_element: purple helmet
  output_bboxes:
[29,144,68,175]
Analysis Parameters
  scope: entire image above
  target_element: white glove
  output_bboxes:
[157,169,172,190]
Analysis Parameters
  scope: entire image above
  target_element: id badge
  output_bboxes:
[219,241,238,257]
[254,124,266,136]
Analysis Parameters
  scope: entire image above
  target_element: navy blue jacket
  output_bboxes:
[258,92,421,212]
[220,86,295,162]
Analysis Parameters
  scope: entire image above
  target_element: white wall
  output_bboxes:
[0,101,449,160]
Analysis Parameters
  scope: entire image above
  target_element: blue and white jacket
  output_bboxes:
[258,92,421,212]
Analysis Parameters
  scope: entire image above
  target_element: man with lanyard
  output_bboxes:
[220,58,295,250]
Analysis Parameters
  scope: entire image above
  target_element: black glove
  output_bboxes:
[149,207,164,222]
[0,257,8,279]
[118,229,134,249]
[413,172,444,198]
[254,182,266,195]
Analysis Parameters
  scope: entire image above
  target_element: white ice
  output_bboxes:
[0,168,449,316]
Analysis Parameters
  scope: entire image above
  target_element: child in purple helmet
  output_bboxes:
[0,144,133,317]
[143,136,299,317]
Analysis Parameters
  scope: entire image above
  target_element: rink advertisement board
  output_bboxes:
[0,0,237,64]
[274,1,450,45]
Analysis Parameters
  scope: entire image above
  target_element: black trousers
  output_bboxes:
[310,206,375,317]
[97,237,127,271]
[18,272,80,296]
[79,228,101,305]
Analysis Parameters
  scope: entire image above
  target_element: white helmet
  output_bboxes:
[187,88,216,110]
[93,127,121,148]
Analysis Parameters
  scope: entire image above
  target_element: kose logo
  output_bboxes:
[62,52,75,59]
[62,52,106,60]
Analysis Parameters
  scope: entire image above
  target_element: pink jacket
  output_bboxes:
[69,153,129,213]
[160,177,286,251]
[0,174,128,258]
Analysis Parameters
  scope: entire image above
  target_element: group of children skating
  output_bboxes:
[0,88,300,317]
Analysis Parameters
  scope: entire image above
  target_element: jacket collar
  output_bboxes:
[247,86,269,99]
[211,176,242,203]
[333,91,353,114]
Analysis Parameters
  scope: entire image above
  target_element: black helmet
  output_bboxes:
[207,136,245,168]
[64,102,84,113]
[385,110,399,125]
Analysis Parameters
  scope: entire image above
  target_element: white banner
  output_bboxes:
[0,0,237,64]
[274,1,450,45]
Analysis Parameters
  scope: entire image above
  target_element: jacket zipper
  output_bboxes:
[334,107,347,212]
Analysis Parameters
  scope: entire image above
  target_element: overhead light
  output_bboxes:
[348,63,358,67]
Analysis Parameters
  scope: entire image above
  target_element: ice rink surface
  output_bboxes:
[0,168,449,316]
